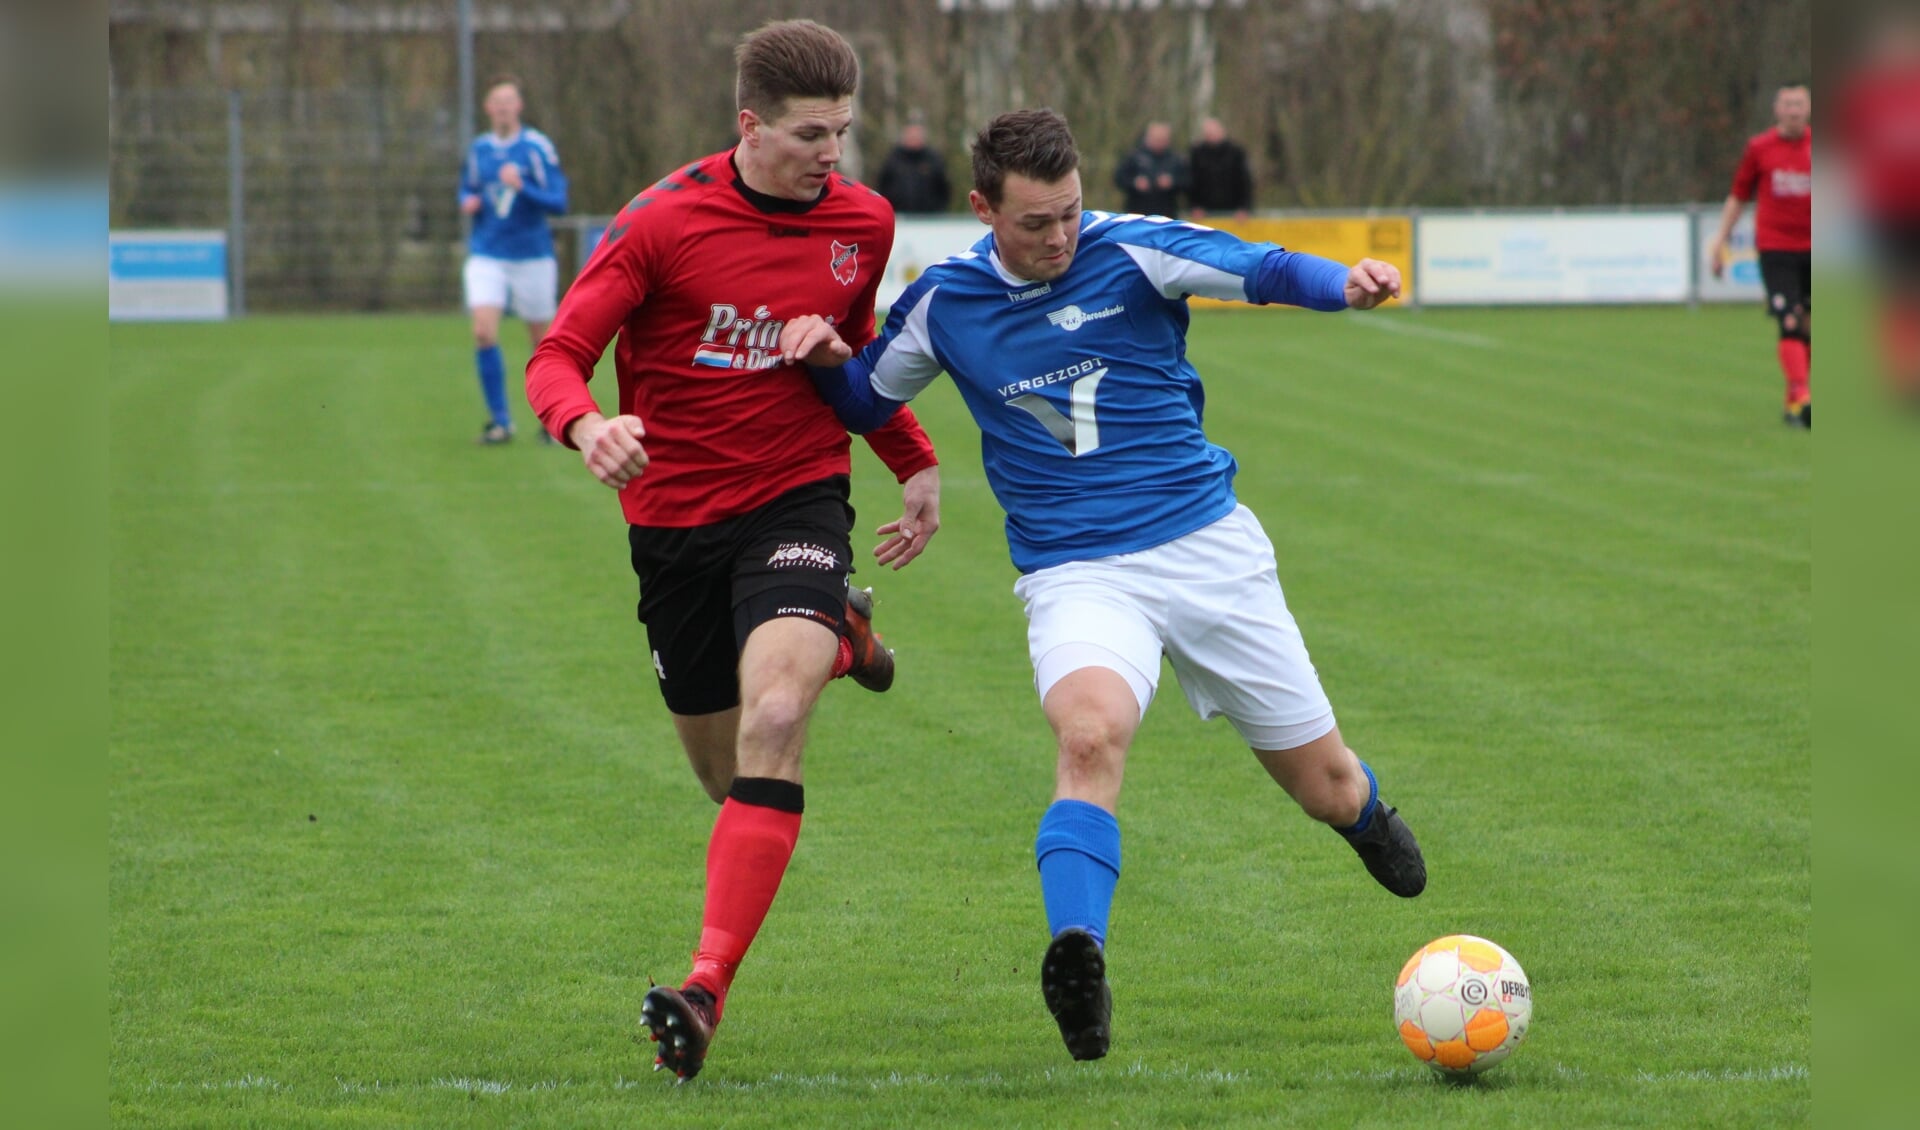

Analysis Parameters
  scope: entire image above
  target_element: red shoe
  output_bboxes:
[839,586,895,692]
[640,984,718,1082]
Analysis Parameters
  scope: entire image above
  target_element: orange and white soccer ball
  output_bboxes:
[1393,934,1532,1075]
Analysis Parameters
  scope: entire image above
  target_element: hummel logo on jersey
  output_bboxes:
[1047,303,1125,332]
[768,543,840,570]
[830,240,859,286]
[1008,282,1053,303]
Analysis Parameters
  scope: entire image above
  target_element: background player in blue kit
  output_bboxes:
[780,108,1426,1063]
[459,76,569,444]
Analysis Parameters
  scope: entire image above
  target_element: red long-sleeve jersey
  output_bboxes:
[1731,127,1813,253]
[1840,69,1920,224]
[527,150,938,528]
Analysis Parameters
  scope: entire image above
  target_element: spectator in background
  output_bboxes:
[874,117,951,214]
[1112,121,1187,216]
[458,76,568,444]
[1707,81,1813,429]
[1187,116,1254,221]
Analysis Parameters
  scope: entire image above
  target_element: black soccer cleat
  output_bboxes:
[842,586,896,693]
[477,422,514,445]
[1341,803,1427,898]
[1041,928,1112,1061]
[640,984,718,1082]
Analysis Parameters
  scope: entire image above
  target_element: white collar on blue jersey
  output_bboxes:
[988,248,1048,288]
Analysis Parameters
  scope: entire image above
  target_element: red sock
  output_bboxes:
[1777,339,1810,406]
[829,636,853,679]
[686,780,804,1018]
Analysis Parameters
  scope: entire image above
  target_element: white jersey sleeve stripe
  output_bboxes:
[869,285,946,402]
[525,129,561,165]
[1118,242,1251,303]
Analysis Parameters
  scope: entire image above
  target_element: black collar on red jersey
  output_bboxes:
[728,152,832,215]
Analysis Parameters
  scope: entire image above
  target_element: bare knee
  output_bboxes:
[1257,732,1368,826]
[736,683,814,775]
[1055,716,1128,795]
[1293,755,1365,825]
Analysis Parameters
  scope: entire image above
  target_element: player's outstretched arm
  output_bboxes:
[1343,258,1403,311]
[780,314,905,433]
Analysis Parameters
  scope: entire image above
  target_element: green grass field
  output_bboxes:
[109,306,1809,1127]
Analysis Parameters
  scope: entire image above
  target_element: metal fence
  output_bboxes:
[110,90,475,312]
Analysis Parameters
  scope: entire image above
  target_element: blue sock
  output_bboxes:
[1336,761,1380,838]
[476,345,510,428]
[1035,799,1121,948]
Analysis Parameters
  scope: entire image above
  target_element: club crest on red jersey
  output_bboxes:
[830,240,859,286]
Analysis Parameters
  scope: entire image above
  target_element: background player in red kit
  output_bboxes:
[525,19,940,1081]
[1708,82,1813,428]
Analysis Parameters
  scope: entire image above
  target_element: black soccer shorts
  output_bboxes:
[1758,250,1812,331]
[628,475,854,716]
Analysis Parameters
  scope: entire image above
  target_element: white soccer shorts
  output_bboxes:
[462,255,559,321]
[1013,504,1337,751]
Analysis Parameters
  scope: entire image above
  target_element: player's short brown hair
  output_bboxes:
[486,74,523,95]
[971,109,1081,206]
[734,20,859,122]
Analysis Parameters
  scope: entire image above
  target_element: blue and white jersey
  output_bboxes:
[829,212,1345,573]
[460,128,568,261]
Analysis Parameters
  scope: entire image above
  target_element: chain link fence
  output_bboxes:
[110,89,482,311]
[108,1,1809,314]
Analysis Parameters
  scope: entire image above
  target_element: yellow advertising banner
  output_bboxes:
[1187,216,1414,308]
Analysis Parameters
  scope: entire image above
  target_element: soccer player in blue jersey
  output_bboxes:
[779,108,1426,1062]
[459,77,568,444]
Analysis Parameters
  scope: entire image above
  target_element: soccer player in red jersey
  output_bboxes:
[524,20,941,1081]
[1708,82,1813,428]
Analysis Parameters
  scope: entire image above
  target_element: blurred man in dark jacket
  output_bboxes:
[1112,121,1188,216]
[874,120,952,214]
[1188,117,1254,220]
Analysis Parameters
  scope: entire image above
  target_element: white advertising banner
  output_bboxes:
[878,217,989,309]
[110,230,230,321]
[1694,211,1766,304]
[1418,214,1691,305]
